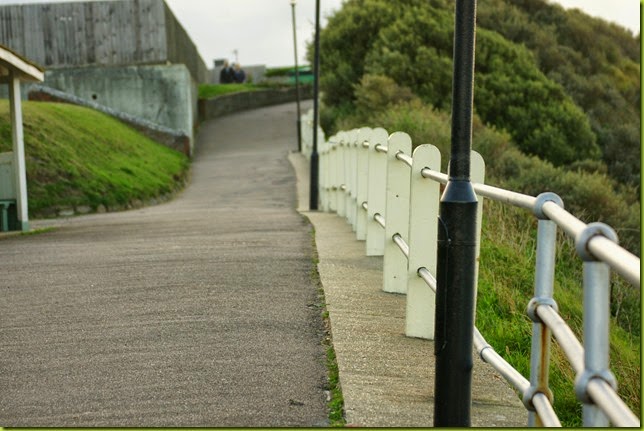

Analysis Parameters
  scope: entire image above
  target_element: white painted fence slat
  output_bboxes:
[355,127,372,241]
[365,128,388,256]
[382,132,412,294]
[405,144,441,339]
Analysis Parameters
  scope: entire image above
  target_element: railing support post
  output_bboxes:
[525,193,562,426]
[575,223,619,427]
[434,0,478,426]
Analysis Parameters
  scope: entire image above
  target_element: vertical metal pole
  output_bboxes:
[581,260,611,427]
[433,0,478,426]
[526,213,558,426]
[309,0,320,210]
[290,0,302,152]
[575,223,618,427]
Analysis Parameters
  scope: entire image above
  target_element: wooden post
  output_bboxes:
[365,128,388,256]
[405,144,441,339]
[8,72,29,232]
[382,132,412,294]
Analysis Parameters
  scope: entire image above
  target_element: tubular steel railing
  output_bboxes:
[302,112,641,427]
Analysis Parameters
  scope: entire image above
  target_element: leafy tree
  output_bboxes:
[477,0,641,186]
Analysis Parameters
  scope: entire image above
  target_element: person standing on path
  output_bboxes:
[219,60,235,84]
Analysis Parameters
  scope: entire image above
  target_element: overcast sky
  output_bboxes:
[0,0,640,68]
[164,0,641,68]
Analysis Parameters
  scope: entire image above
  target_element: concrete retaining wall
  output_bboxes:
[28,85,191,155]
[37,64,196,154]
[198,85,313,122]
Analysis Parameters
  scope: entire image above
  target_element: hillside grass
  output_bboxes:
[0,101,189,216]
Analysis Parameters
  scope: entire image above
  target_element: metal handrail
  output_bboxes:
[374,213,386,229]
[587,379,640,427]
[542,202,639,286]
[374,144,388,154]
[395,151,413,168]
[419,168,640,287]
[315,123,640,427]
[392,233,409,258]
[536,305,584,374]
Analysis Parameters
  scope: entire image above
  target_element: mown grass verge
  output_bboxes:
[0,101,189,217]
[198,83,262,99]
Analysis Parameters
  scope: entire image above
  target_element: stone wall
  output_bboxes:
[198,85,313,121]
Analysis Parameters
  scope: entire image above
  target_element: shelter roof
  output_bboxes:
[0,43,44,82]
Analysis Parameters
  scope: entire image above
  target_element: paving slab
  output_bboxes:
[289,151,527,427]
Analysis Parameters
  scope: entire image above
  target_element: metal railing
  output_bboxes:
[302,113,640,427]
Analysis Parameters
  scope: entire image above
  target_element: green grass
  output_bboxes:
[20,227,57,236]
[0,101,189,217]
[307,221,346,427]
[475,200,640,426]
[198,83,261,99]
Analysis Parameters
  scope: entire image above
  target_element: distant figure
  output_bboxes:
[233,63,246,83]
[219,60,235,84]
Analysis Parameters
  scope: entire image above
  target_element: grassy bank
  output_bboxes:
[198,83,262,99]
[0,101,189,217]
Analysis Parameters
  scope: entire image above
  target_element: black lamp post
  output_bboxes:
[309,0,320,210]
[433,0,478,426]
[290,0,302,152]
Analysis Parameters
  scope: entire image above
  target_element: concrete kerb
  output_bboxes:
[288,151,527,427]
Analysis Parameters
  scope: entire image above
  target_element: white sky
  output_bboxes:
[165,0,641,67]
[0,0,640,68]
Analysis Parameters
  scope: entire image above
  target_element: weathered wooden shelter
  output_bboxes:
[0,44,44,232]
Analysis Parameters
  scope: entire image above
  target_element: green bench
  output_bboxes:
[0,199,15,232]
[0,152,17,232]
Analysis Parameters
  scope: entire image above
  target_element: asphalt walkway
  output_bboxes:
[0,102,328,427]
[0,101,526,427]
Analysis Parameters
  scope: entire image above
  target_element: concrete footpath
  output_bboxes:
[289,152,527,426]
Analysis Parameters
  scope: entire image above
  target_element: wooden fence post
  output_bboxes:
[382,132,412,294]
[405,144,442,339]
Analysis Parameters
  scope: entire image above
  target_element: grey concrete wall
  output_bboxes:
[39,64,197,154]
[28,85,191,155]
[198,86,313,121]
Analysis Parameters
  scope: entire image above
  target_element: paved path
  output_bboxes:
[289,150,527,426]
[0,102,328,427]
[1,101,527,427]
